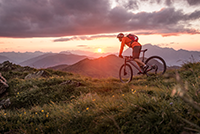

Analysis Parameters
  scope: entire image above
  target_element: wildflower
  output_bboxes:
[24,112,26,115]
[41,110,44,113]
[92,99,96,101]
[132,90,136,94]
[78,111,80,113]
[35,112,37,115]
[4,113,6,116]
[46,114,49,118]
[122,94,124,96]
[86,107,89,110]
[50,101,55,105]
[17,92,19,95]
[36,128,38,131]
[112,95,115,97]
[171,88,177,97]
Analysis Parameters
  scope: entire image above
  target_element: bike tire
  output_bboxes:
[145,56,166,77]
[119,63,133,83]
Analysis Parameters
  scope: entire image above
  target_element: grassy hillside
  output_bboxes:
[0,61,200,133]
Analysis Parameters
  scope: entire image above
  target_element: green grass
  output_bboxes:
[0,62,200,133]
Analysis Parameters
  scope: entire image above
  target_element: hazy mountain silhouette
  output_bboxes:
[60,50,111,58]
[0,51,44,63]
[20,53,55,67]
[20,53,87,68]
[0,55,13,63]
[48,64,69,70]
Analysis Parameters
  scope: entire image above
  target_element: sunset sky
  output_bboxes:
[0,0,200,54]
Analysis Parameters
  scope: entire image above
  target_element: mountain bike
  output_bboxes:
[119,49,166,83]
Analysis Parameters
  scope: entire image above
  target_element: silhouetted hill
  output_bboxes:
[62,55,124,78]
[20,53,87,68]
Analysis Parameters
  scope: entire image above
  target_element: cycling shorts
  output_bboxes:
[132,46,141,59]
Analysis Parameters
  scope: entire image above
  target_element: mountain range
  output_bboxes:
[0,51,44,63]
[0,44,199,69]
[20,53,87,68]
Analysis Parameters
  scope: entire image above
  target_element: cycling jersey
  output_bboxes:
[119,37,141,56]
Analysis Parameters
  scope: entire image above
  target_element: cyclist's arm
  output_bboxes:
[119,38,126,56]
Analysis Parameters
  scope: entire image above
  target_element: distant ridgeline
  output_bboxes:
[0,44,200,69]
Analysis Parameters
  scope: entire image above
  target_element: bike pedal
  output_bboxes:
[143,65,149,72]
[137,72,142,75]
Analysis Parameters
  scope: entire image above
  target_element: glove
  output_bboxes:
[119,55,123,58]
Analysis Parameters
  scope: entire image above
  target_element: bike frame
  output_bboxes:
[123,49,152,74]
[120,49,166,83]
[124,58,143,73]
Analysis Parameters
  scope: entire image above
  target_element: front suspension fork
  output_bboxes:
[123,59,127,75]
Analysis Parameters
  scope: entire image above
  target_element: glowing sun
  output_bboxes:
[97,48,102,53]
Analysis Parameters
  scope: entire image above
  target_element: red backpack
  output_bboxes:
[127,34,138,42]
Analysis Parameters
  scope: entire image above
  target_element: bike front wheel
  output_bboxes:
[119,64,133,83]
[145,56,166,76]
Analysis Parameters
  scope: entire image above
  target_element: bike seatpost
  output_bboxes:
[141,49,147,62]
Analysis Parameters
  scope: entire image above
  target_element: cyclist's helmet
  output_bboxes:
[117,33,124,38]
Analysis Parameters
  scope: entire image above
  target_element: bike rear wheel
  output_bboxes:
[119,64,133,83]
[145,56,166,76]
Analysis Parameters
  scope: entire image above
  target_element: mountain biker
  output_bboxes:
[117,33,148,72]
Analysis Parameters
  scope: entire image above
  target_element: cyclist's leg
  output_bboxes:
[132,45,149,73]
[132,45,145,67]
[134,59,145,67]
